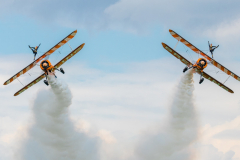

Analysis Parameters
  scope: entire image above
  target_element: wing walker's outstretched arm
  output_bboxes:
[37,43,41,51]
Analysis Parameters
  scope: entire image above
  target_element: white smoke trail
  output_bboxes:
[17,75,100,160]
[136,70,198,160]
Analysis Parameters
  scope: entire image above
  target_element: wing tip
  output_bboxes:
[80,43,85,48]
[161,42,166,47]
[169,29,173,32]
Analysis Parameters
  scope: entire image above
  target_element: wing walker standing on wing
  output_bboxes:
[208,41,219,59]
[29,43,41,60]
[162,29,240,93]
[3,30,85,96]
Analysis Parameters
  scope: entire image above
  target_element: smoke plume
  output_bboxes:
[17,75,100,160]
[135,70,199,160]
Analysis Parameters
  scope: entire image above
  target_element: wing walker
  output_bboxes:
[162,29,240,93]
[3,30,85,96]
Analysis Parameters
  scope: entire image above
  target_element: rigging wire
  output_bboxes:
[17,78,24,86]
[55,51,62,64]
[181,43,194,62]
[54,44,64,64]
[223,75,231,84]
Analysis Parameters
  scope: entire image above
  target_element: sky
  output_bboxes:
[1,0,240,159]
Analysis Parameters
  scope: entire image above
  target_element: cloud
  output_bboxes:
[2,0,240,34]
[0,0,117,30]
[200,116,240,159]
[213,129,240,140]
[15,76,100,160]
[105,0,240,34]
[199,145,235,160]
[1,54,240,159]
[135,70,198,160]
[97,130,117,144]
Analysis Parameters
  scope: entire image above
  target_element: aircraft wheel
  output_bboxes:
[44,80,49,86]
[60,68,65,74]
[183,66,188,73]
[199,78,204,84]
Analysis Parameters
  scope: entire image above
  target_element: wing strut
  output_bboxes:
[67,42,73,51]
[17,78,24,86]
[174,40,180,49]
[223,75,231,84]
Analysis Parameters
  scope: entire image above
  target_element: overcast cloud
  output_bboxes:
[1,0,240,35]
[1,1,240,159]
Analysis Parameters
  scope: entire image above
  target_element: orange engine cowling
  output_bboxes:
[40,60,54,71]
[195,58,207,70]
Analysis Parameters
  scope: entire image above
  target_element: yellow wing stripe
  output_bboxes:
[169,29,240,81]
[4,30,77,85]
[14,43,85,96]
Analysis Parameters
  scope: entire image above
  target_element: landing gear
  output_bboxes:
[44,80,49,86]
[60,68,65,74]
[54,67,65,74]
[199,72,204,84]
[199,78,204,84]
[183,66,188,73]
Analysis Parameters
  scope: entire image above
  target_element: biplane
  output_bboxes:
[162,29,240,93]
[3,30,85,96]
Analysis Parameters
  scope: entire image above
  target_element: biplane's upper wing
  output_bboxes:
[162,42,234,93]
[14,43,85,96]
[169,29,240,82]
[4,30,77,86]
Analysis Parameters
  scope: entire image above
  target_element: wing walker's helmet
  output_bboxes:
[210,44,212,48]
[35,46,38,50]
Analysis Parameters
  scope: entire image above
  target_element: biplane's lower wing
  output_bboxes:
[4,30,77,86]
[169,29,240,82]
[196,70,234,93]
[14,43,85,96]
[162,43,192,66]
[162,42,233,94]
